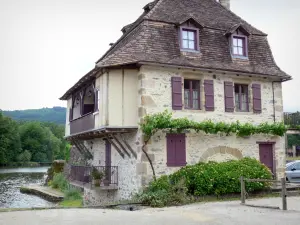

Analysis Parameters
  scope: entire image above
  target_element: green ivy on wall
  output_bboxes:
[140,111,287,139]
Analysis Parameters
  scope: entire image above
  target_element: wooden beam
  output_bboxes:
[111,134,131,157]
[105,134,125,158]
[119,134,137,159]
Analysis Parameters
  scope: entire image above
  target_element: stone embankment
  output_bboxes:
[20,185,64,202]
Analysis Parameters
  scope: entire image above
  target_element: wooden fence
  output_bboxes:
[240,177,287,210]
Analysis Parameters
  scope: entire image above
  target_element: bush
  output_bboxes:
[64,188,82,201]
[171,158,272,196]
[137,158,272,207]
[136,176,190,207]
[51,173,68,191]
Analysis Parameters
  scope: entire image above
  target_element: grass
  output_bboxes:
[286,157,300,161]
[59,199,83,207]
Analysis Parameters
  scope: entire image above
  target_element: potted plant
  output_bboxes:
[91,168,104,187]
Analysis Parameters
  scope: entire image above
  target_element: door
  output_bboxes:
[105,140,111,185]
[259,144,274,175]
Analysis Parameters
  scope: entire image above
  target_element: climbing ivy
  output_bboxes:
[140,111,287,139]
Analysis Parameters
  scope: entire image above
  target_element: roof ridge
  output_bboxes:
[211,0,267,36]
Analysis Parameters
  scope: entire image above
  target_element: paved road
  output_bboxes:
[1,197,300,225]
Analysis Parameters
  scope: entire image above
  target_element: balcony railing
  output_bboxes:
[69,165,118,187]
[284,112,300,128]
[70,112,95,135]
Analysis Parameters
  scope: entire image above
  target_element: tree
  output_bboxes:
[0,112,22,164]
[17,150,32,162]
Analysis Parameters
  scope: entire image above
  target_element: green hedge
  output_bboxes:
[137,158,272,207]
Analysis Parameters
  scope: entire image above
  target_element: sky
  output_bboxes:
[0,0,299,112]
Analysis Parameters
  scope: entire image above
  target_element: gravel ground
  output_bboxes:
[1,197,300,225]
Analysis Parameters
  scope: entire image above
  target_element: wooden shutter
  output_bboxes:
[94,89,99,112]
[252,83,262,113]
[224,81,234,112]
[166,134,186,167]
[171,77,183,110]
[69,108,73,122]
[204,80,214,111]
[175,134,186,166]
[167,134,176,166]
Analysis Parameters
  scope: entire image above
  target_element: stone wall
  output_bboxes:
[137,65,286,180]
[82,132,142,206]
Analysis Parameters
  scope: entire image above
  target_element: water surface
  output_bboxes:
[0,167,56,208]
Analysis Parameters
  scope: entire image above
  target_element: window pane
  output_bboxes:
[233,47,238,55]
[182,31,188,39]
[182,40,188,48]
[188,40,195,49]
[233,38,238,46]
[193,99,199,109]
[192,80,200,89]
[237,38,243,47]
[241,85,248,94]
[238,47,244,55]
[184,80,190,89]
[188,31,195,40]
[184,90,190,108]
[235,93,239,110]
[241,94,247,111]
[192,90,198,100]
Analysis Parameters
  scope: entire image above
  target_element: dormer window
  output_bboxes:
[225,24,250,59]
[182,29,197,50]
[179,18,202,52]
[232,36,247,57]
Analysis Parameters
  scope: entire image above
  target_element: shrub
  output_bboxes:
[51,173,68,191]
[64,188,82,201]
[170,157,272,196]
[137,158,272,207]
[136,176,189,207]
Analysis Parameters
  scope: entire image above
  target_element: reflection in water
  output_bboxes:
[0,167,56,208]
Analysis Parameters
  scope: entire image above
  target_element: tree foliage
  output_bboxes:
[0,111,68,165]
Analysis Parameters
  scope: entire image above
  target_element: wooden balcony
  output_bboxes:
[70,113,95,135]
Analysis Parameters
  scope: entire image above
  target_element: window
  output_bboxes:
[234,84,249,112]
[232,36,247,57]
[184,80,200,109]
[182,29,197,50]
[166,134,186,167]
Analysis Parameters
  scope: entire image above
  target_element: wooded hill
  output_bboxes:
[2,107,66,124]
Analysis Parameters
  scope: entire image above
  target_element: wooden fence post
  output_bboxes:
[240,176,246,204]
[281,178,287,210]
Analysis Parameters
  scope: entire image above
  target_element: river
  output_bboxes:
[0,167,56,208]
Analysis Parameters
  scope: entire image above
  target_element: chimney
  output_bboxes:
[219,0,230,10]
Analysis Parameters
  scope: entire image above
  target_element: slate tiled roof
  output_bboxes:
[61,0,290,100]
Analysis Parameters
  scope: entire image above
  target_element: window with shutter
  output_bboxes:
[224,81,234,112]
[166,134,186,167]
[171,77,183,110]
[234,84,249,112]
[204,80,214,111]
[252,83,262,113]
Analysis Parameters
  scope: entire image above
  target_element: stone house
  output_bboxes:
[60,0,291,205]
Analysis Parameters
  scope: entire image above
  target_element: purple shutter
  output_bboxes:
[204,80,214,111]
[175,134,186,166]
[224,81,234,112]
[167,134,176,166]
[171,77,182,110]
[69,108,73,122]
[167,134,186,167]
[252,83,262,113]
[94,90,99,112]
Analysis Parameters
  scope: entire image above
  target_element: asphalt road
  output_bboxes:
[1,197,300,225]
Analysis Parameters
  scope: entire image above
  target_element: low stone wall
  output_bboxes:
[20,186,64,202]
